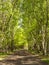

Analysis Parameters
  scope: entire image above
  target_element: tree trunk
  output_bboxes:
[42,0,48,55]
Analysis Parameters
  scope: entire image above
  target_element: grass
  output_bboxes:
[29,50,49,64]
[0,51,14,57]
[0,53,8,60]
[0,52,8,57]
[42,59,49,63]
[30,50,49,64]
[41,56,49,63]
[0,51,13,60]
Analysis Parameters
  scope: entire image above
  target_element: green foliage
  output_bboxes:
[0,0,49,56]
[42,57,49,63]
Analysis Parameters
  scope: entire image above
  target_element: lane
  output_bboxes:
[0,50,48,65]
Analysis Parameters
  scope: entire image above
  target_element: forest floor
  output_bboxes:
[0,49,48,65]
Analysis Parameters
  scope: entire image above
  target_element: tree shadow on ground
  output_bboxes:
[0,50,48,65]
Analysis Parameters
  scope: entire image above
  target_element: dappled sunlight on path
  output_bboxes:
[0,50,48,65]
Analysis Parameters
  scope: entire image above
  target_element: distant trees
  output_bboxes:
[21,0,49,55]
[0,0,49,55]
[0,0,21,52]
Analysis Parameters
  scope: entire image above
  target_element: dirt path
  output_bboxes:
[0,50,48,65]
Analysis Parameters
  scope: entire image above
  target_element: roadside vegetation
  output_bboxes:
[0,0,49,64]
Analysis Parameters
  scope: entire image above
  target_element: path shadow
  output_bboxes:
[0,50,48,65]
[0,57,48,65]
[13,50,31,56]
